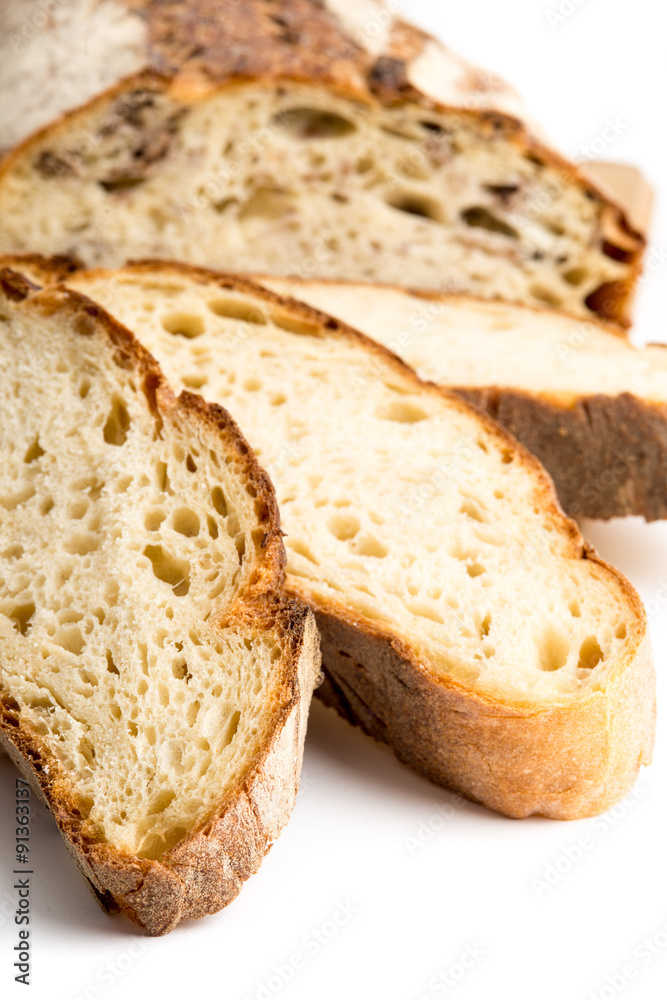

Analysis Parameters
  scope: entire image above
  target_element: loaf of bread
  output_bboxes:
[265,278,667,521]
[0,267,320,935]
[42,259,655,820]
[0,0,643,325]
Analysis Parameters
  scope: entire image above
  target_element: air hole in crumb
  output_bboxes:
[207,516,219,539]
[162,312,205,338]
[182,374,208,389]
[355,534,389,558]
[103,396,131,446]
[270,392,287,406]
[479,613,492,638]
[65,533,100,556]
[578,636,603,671]
[67,498,89,519]
[236,535,246,562]
[149,789,175,814]
[40,497,55,515]
[538,626,570,672]
[615,623,627,639]
[78,378,91,399]
[172,660,192,681]
[106,651,120,675]
[568,599,581,618]
[8,603,35,636]
[240,187,296,221]
[328,513,360,541]
[186,701,200,726]
[224,709,241,746]
[377,399,429,423]
[460,498,487,522]
[386,191,445,223]
[270,311,320,337]
[53,625,85,656]
[243,377,262,391]
[501,449,513,464]
[145,508,166,531]
[461,206,518,238]
[172,508,200,536]
[564,266,588,286]
[211,486,227,516]
[273,107,356,139]
[466,562,486,578]
[143,545,190,596]
[127,721,138,737]
[530,283,562,308]
[207,298,267,324]
[186,454,197,473]
[24,437,45,463]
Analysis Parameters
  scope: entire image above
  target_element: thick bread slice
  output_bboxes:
[264,278,667,521]
[0,0,642,325]
[56,262,655,820]
[0,268,320,935]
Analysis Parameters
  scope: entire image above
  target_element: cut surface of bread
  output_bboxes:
[0,0,642,325]
[264,278,667,521]
[55,261,655,820]
[0,269,319,935]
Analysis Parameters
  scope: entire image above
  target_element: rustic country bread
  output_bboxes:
[0,267,320,935]
[49,260,655,819]
[0,0,643,325]
[265,278,667,521]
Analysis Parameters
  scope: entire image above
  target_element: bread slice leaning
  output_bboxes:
[0,268,320,935]
[264,278,667,521]
[48,261,655,820]
[0,0,642,325]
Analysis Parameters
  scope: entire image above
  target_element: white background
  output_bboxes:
[2,1,667,998]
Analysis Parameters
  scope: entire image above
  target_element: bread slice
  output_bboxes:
[0,0,642,325]
[263,278,667,521]
[0,267,320,935]
[46,261,655,820]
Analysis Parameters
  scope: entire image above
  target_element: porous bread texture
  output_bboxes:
[264,278,667,521]
[0,74,641,325]
[60,263,655,817]
[0,271,319,932]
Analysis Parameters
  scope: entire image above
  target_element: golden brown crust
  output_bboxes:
[2,257,655,819]
[0,270,320,934]
[0,0,644,326]
[308,596,654,819]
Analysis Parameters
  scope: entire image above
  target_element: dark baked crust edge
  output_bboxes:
[0,271,321,934]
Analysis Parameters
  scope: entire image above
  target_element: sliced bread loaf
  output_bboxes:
[0,0,642,325]
[51,261,655,820]
[0,267,320,935]
[264,278,667,521]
